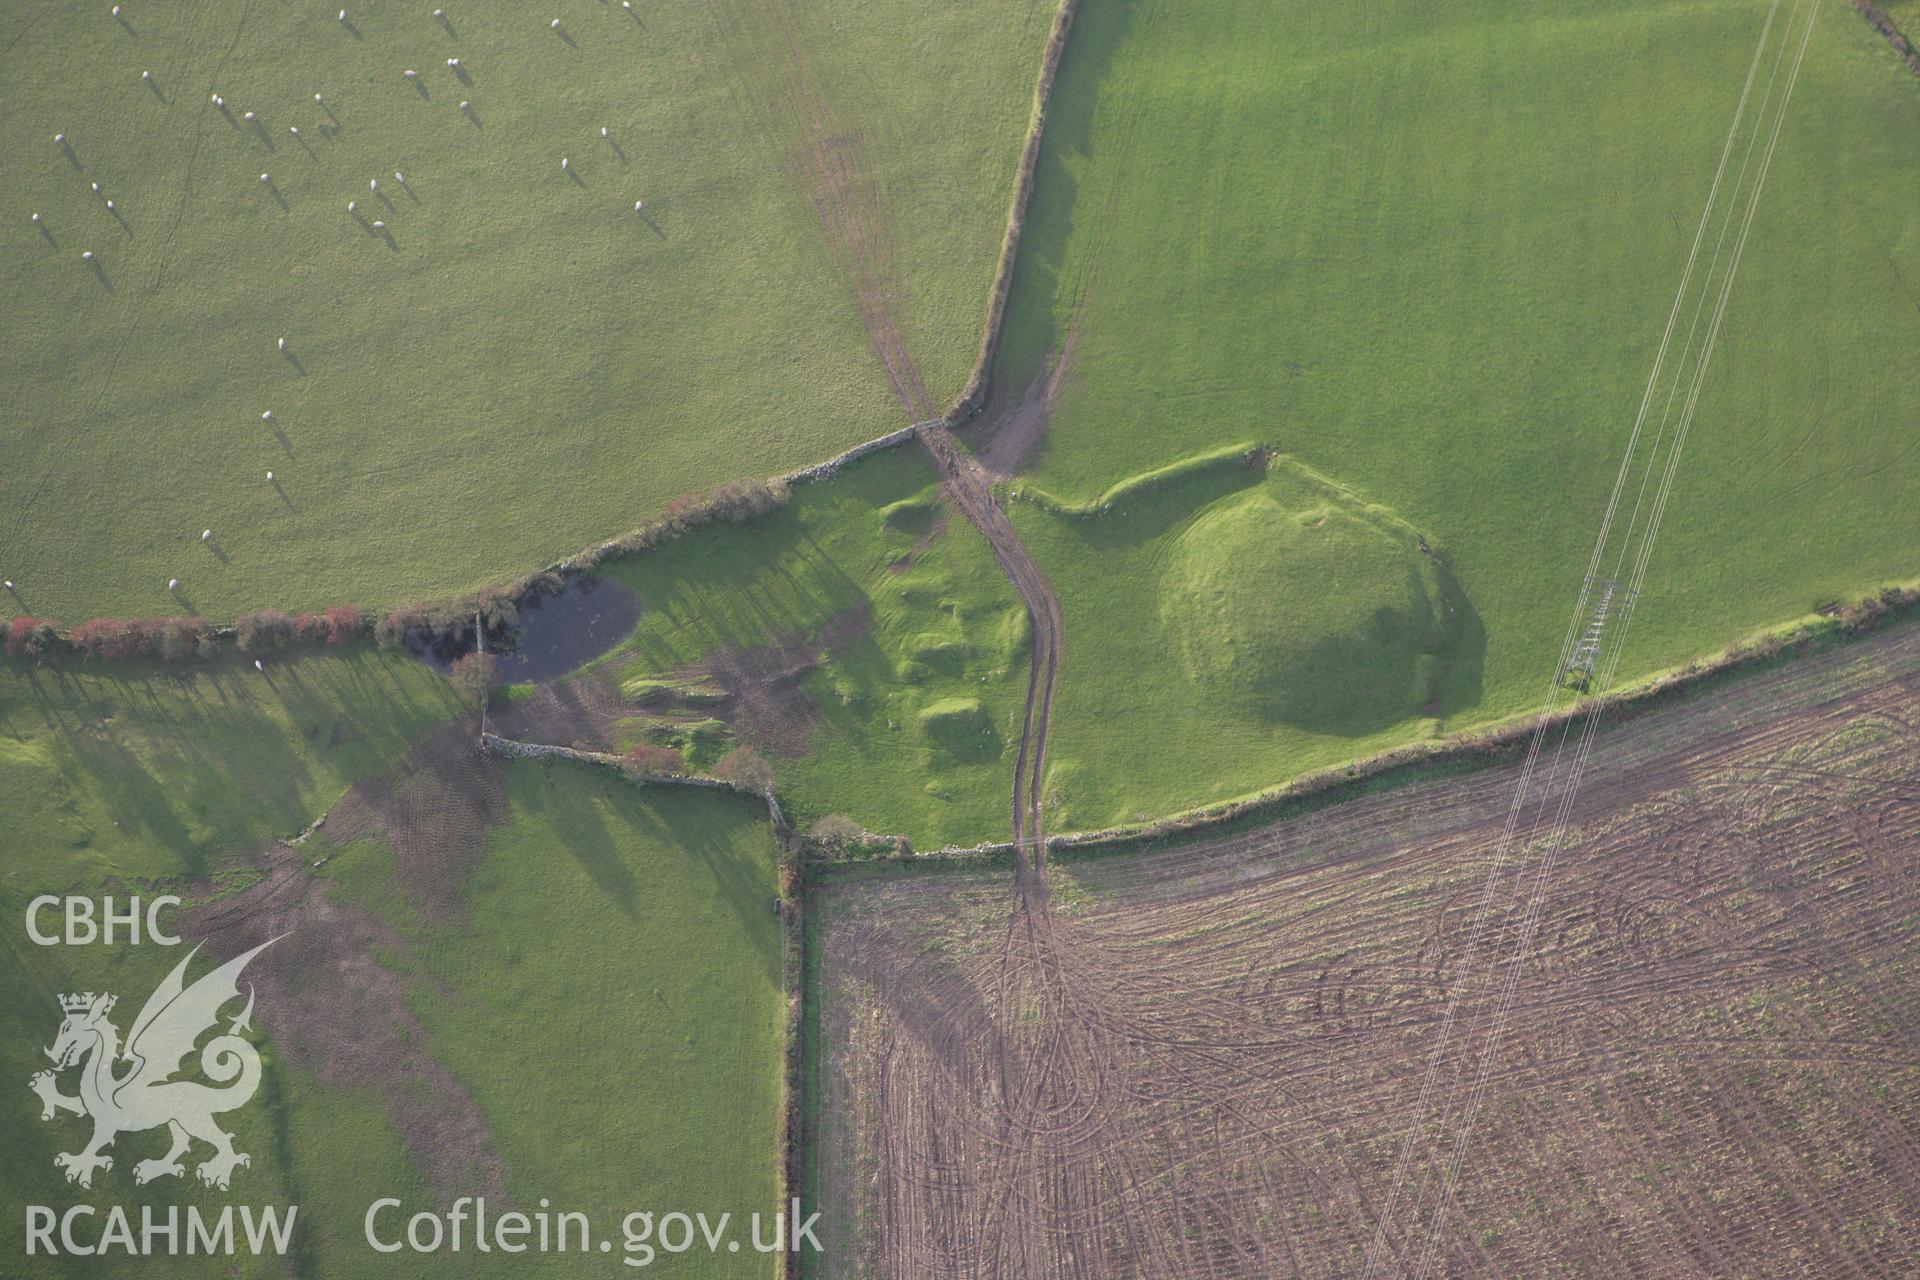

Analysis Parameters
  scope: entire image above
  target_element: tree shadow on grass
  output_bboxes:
[988,0,1139,398]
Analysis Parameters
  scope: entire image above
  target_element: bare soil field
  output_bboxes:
[810,621,1920,1277]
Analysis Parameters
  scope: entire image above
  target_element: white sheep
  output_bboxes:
[634,200,644,212]
[168,578,179,591]
[560,157,570,171]
[447,58,460,69]
[394,170,404,183]
[277,337,287,351]
[201,529,213,542]
[315,93,325,104]
[266,470,275,481]
[31,212,40,223]
[459,100,471,111]
[244,111,256,122]
[404,69,418,80]
[255,659,265,672]
[347,200,358,213]
[372,219,386,229]
[141,70,151,82]
[600,126,609,138]
[259,172,270,183]
[212,94,224,106]
[551,18,561,29]
[338,10,347,22]
[54,133,66,144]
[105,199,115,211]
[261,410,274,421]
[370,177,379,191]
[82,250,94,261]
[289,126,300,137]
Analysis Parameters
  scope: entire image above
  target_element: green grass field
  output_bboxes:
[593,445,1029,847]
[987,0,1920,828]
[0,654,782,1277]
[1,0,1047,624]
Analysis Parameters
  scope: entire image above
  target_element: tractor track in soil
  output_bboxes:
[815,622,1920,1278]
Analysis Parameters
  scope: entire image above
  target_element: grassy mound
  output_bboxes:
[997,0,1920,767]
[1161,490,1455,730]
[916,696,993,755]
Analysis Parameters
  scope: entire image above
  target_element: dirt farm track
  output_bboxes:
[809,620,1920,1278]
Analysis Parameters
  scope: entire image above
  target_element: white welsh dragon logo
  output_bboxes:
[29,938,279,1191]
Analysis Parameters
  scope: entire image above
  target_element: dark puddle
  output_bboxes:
[410,576,643,683]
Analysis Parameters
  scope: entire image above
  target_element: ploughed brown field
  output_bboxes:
[809,622,1920,1278]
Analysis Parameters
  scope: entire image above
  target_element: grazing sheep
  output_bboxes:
[404,69,418,79]
[634,200,643,212]
[459,100,471,112]
[434,8,445,16]
[82,250,94,261]
[105,200,115,211]
[266,470,275,481]
[201,529,213,541]
[370,177,378,191]
[91,181,100,193]
[168,578,179,591]
[339,10,347,22]
[2,581,11,591]
[261,410,274,421]
[347,200,358,213]
[113,5,122,14]
[277,337,287,351]
[371,219,386,229]
[255,659,264,672]
[394,170,404,183]
[244,111,255,121]
[141,70,151,81]
[560,157,570,170]
[447,58,460,69]
[315,93,325,103]
[551,18,561,29]
[289,126,300,137]
[212,94,224,107]
[54,133,66,144]
[600,126,609,138]
[259,173,270,183]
